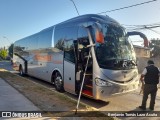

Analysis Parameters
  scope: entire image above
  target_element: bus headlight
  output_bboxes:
[95,78,113,87]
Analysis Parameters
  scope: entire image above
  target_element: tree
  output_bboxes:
[0,49,8,59]
[149,38,160,57]
[8,44,14,58]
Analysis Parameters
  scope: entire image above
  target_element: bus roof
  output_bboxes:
[56,14,119,27]
[15,14,120,43]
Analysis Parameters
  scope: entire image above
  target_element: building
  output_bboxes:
[133,45,150,58]
[133,45,151,73]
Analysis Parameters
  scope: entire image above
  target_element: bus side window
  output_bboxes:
[64,40,75,63]
[78,27,89,47]
[54,28,65,50]
[54,27,78,51]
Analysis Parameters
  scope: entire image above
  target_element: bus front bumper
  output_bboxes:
[93,77,139,101]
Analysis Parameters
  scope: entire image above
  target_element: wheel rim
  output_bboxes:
[55,75,62,90]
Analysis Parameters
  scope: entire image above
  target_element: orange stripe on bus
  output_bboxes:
[34,55,51,62]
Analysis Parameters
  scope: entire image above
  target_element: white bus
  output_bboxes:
[13,14,139,101]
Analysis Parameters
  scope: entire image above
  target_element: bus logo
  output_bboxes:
[122,60,128,68]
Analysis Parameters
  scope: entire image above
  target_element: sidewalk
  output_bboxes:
[0,78,39,111]
[0,78,83,120]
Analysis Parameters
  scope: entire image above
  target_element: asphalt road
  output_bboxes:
[1,61,160,120]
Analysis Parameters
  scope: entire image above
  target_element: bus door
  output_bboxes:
[63,40,76,94]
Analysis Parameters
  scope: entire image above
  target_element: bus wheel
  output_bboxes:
[19,66,24,76]
[54,72,64,92]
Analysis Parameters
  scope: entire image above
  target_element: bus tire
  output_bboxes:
[54,72,64,92]
[19,65,24,76]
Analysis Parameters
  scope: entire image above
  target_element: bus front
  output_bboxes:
[91,22,139,100]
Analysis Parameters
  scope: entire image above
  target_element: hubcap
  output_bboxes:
[55,76,62,89]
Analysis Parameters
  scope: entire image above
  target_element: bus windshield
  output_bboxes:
[95,23,136,70]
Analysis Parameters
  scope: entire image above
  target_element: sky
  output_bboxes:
[0,0,160,48]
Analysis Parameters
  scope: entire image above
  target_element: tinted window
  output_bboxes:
[64,40,75,63]
[14,41,24,54]
[78,27,89,46]
[14,39,29,57]
[38,27,53,49]
[95,24,136,70]
[54,27,78,50]
[27,35,38,50]
[14,38,28,52]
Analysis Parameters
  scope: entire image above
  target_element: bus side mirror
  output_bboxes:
[94,22,104,44]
